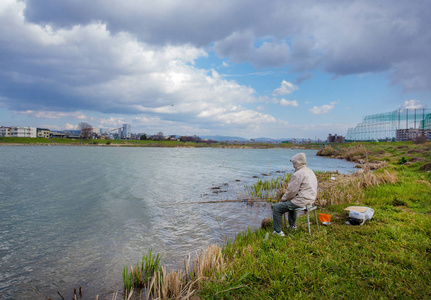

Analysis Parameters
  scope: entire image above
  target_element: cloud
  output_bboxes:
[97,117,127,128]
[399,99,424,110]
[208,2,430,92]
[15,110,87,119]
[65,123,76,130]
[310,101,338,115]
[295,73,314,84]
[214,32,292,68]
[3,1,431,96]
[0,1,272,133]
[12,0,431,92]
[279,99,298,107]
[22,0,267,47]
[285,122,351,139]
[272,81,298,96]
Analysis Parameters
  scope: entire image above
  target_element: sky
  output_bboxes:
[0,0,430,139]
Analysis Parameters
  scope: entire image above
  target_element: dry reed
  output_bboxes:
[316,169,398,206]
[317,144,368,163]
[142,244,224,300]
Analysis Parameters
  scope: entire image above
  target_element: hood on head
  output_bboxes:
[290,153,307,170]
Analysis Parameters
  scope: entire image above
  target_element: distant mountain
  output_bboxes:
[199,136,295,143]
[173,134,308,143]
[58,130,80,134]
[199,135,249,142]
[252,137,292,143]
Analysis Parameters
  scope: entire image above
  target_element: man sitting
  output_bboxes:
[273,153,318,236]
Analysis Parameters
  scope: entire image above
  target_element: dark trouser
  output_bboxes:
[273,201,301,232]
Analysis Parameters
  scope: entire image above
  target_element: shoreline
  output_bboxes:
[0,142,319,149]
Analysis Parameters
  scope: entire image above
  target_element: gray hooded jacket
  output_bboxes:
[281,153,318,207]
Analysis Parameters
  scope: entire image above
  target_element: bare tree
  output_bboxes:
[78,122,93,139]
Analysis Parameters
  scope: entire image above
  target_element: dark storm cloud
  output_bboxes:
[23,0,100,27]
[213,31,292,68]
[23,0,268,47]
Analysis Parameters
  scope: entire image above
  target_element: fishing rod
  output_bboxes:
[169,197,278,205]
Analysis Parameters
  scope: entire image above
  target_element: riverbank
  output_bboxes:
[194,141,431,299]
[0,137,320,149]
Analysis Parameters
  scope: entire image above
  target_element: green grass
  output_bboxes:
[200,209,431,299]
[198,141,431,299]
[0,136,323,149]
[0,137,213,147]
[0,137,53,144]
[246,174,292,199]
[122,248,161,292]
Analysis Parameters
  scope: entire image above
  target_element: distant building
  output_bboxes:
[119,124,131,139]
[37,128,50,138]
[0,126,37,138]
[327,134,345,143]
[63,130,81,139]
[92,127,101,135]
[396,128,429,141]
[347,108,431,141]
[50,131,66,138]
[0,126,10,137]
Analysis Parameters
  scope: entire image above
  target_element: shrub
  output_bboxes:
[398,157,409,164]
[316,146,339,157]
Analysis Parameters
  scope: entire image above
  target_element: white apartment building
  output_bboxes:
[92,128,101,135]
[0,126,37,138]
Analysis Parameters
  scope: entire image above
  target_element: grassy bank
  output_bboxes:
[0,137,210,147]
[194,141,431,299]
[0,137,320,149]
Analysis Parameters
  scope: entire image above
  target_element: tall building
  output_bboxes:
[327,134,345,143]
[120,124,131,139]
[346,108,431,141]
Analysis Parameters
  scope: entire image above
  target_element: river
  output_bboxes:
[0,146,356,299]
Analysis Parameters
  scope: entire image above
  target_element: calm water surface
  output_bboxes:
[0,146,356,299]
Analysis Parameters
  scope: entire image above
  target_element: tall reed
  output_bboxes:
[246,173,291,199]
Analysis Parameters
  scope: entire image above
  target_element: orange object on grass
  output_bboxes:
[319,213,331,223]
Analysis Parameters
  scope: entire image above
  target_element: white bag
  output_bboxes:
[347,207,374,220]
[344,206,374,225]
